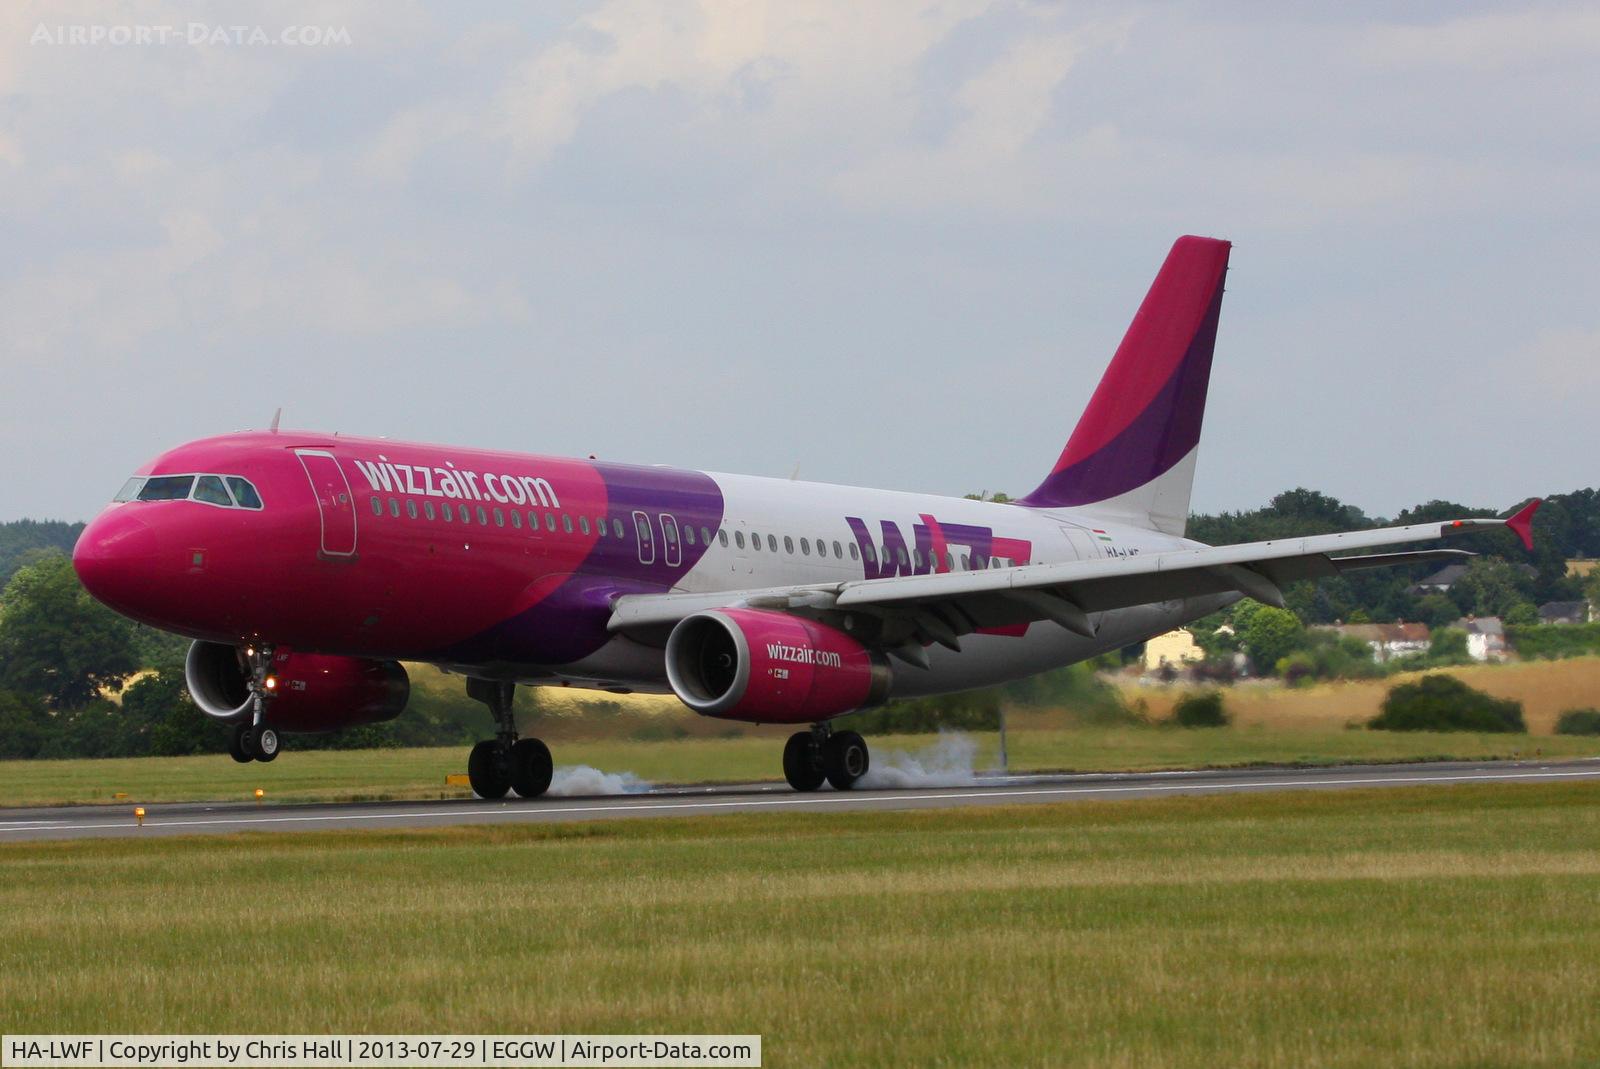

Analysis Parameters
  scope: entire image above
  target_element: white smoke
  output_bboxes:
[857,731,984,789]
[546,765,652,796]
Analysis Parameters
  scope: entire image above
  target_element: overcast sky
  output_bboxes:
[2,1,1596,524]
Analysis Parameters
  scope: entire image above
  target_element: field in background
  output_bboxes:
[4,784,1599,1066]
[1112,656,1600,735]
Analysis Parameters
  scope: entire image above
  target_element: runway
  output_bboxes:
[3,758,1597,842]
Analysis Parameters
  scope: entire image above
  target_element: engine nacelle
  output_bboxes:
[665,609,891,724]
[184,642,410,733]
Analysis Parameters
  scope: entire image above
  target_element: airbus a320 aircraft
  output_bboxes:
[73,236,1539,798]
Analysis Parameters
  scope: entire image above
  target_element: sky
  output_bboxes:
[1,1,1596,524]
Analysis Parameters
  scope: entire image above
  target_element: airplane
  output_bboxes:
[72,235,1540,798]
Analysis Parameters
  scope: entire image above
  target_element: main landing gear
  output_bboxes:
[465,679,553,800]
[228,645,281,764]
[783,724,870,792]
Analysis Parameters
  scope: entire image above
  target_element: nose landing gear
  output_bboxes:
[228,645,282,764]
[466,679,553,799]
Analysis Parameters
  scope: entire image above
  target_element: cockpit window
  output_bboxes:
[138,475,196,501]
[193,475,233,506]
[122,472,264,509]
[226,477,263,509]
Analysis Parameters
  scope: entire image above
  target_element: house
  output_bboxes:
[1567,559,1598,580]
[1409,561,1535,596]
[1455,616,1508,662]
[1537,601,1591,626]
[1144,629,1204,673]
[1317,622,1432,663]
[1409,563,1471,595]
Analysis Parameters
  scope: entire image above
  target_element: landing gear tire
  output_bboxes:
[254,726,281,763]
[824,731,870,791]
[510,738,553,799]
[229,723,256,764]
[783,732,826,792]
[468,740,511,800]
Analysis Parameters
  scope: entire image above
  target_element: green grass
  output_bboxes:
[4,784,1600,1066]
[3,727,1597,808]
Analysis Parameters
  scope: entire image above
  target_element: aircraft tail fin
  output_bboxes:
[1017,235,1230,536]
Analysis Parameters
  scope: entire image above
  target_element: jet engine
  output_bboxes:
[184,641,410,732]
[664,609,891,723]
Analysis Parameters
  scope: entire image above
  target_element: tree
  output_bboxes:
[0,553,137,708]
[1369,675,1524,733]
[1448,558,1537,618]
[0,689,51,758]
[123,671,227,756]
[1413,593,1461,630]
[1243,605,1304,675]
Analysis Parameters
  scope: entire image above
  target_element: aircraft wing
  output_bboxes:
[607,503,1539,655]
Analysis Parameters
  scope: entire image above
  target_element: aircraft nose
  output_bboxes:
[73,510,160,612]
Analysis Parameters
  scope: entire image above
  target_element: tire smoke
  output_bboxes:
[858,731,984,789]
[547,765,652,796]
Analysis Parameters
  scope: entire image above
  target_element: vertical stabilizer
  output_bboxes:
[1018,235,1230,536]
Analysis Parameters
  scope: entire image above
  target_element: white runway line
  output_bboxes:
[3,766,1599,837]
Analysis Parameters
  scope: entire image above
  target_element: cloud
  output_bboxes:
[1362,7,1600,71]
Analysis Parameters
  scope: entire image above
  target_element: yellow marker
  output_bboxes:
[113,792,128,800]
[254,788,265,804]
[134,806,145,827]
[445,774,472,788]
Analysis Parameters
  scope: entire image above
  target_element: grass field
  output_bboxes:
[3,727,1597,809]
[4,783,1599,1066]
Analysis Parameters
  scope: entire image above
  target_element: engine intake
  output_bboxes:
[185,641,410,732]
[665,609,890,724]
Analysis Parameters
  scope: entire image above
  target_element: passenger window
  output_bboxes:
[407,500,419,520]
[511,510,521,529]
[579,516,590,535]
[388,498,401,518]
[460,504,472,524]
[961,553,970,570]
[494,508,505,527]
[751,532,761,551]
[863,545,875,564]
[800,538,810,555]
[138,475,196,501]
[370,496,382,517]
[912,549,922,569]
[684,526,696,546]
[546,513,557,532]
[834,541,844,559]
[719,530,729,547]
[896,547,907,566]
[784,536,794,554]
[425,501,436,521]
[612,518,624,538]
[768,534,777,552]
[596,516,607,537]
[701,526,712,545]
[735,531,745,549]
[443,504,453,523]
[562,514,573,533]
[226,478,263,509]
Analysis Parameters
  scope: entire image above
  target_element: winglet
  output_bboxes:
[1505,498,1540,552]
